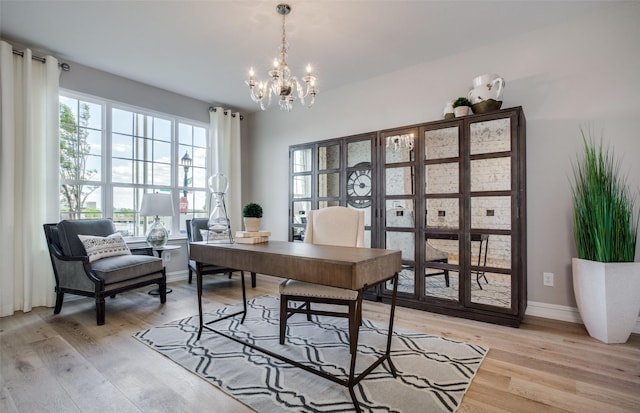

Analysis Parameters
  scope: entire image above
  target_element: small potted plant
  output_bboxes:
[242,202,263,232]
[452,97,472,117]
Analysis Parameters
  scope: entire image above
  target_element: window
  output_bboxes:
[59,91,209,238]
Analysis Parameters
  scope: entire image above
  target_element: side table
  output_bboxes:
[148,244,181,296]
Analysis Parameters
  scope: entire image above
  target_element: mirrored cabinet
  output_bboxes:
[289,107,526,326]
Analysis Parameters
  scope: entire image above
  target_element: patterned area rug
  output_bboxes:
[134,296,487,413]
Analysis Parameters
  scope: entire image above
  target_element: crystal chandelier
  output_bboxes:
[246,3,317,112]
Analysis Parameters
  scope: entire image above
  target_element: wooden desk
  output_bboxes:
[190,240,402,412]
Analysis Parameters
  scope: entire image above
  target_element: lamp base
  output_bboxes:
[146,217,169,248]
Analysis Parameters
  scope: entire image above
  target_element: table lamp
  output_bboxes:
[139,193,175,248]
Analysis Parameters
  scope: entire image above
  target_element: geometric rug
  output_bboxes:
[133,296,488,413]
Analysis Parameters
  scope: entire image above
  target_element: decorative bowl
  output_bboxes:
[471,99,503,114]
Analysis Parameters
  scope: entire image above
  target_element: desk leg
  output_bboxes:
[386,272,399,377]
[347,289,364,412]
[240,271,247,324]
[197,262,204,340]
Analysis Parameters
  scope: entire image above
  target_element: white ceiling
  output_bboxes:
[1,0,618,113]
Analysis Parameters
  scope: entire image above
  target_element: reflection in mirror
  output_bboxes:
[424,236,459,301]
[385,134,414,163]
[425,127,459,160]
[318,173,340,198]
[425,162,459,194]
[293,148,312,173]
[471,196,511,229]
[386,231,414,261]
[385,200,415,228]
[318,144,340,170]
[318,200,340,209]
[471,157,510,192]
[385,167,414,196]
[347,140,371,167]
[426,198,459,229]
[470,118,511,155]
[348,204,373,226]
[292,175,311,198]
[470,234,511,308]
[292,226,305,242]
[292,201,311,225]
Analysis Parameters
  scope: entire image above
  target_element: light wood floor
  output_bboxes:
[1,274,639,412]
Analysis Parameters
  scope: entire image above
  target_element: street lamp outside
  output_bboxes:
[180,151,192,213]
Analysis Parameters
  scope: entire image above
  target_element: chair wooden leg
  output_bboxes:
[251,272,256,288]
[444,270,450,287]
[305,301,312,321]
[54,291,64,314]
[96,295,106,325]
[188,267,193,284]
[280,295,288,344]
[348,301,357,355]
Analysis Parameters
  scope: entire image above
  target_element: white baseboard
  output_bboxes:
[526,301,640,334]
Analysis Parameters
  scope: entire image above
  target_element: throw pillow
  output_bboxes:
[78,233,131,262]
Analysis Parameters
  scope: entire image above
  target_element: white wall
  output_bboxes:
[244,2,640,310]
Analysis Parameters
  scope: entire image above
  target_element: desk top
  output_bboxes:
[190,240,402,290]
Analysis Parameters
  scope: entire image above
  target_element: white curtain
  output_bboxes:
[208,107,242,233]
[0,41,60,317]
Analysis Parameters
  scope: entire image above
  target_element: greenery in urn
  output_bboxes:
[452,97,471,108]
[571,129,638,262]
[242,202,263,218]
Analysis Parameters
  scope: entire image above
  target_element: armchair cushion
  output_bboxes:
[91,254,163,285]
[58,219,117,256]
[78,233,131,262]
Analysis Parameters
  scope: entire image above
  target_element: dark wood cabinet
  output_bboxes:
[289,107,526,326]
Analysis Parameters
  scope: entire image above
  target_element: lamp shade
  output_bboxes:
[139,193,175,217]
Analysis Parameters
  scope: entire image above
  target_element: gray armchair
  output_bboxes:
[186,218,256,288]
[43,219,166,325]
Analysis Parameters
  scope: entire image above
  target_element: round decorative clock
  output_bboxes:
[347,162,372,208]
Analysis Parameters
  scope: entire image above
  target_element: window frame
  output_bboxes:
[59,89,210,239]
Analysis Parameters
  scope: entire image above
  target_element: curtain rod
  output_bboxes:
[209,106,243,121]
[12,49,70,71]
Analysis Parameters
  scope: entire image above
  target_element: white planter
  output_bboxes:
[453,106,470,117]
[572,258,640,343]
[243,217,261,232]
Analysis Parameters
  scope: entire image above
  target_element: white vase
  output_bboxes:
[243,217,261,232]
[572,258,640,343]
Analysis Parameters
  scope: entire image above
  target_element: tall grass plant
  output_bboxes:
[571,129,638,262]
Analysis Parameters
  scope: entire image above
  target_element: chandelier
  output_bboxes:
[246,3,317,112]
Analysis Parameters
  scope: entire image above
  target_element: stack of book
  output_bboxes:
[234,230,271,244]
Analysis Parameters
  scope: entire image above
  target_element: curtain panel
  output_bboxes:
[208,107,242,234]
[0,41,60,316]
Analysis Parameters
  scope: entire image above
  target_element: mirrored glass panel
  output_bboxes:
[386,231,415,262]
[385,200,415,228]
[426,198,459,229]
[293,148,312,173]
[384,133,414,164]
[292,201,311,225]
[470,118,511,155]
[385,167,414,196]
[471,157,510,192]
[425,127,459,160]
[471,196,511,230]
[292,227,305,242]
[318,172,340,198]
[318,200,340,209]
[425,235,459,302]
[318,144,340,170]
[388,266,415,295]
[347,140,371,167]
[426,162,459,194]
[348,204,373,227]
[470,234,511,308]
[292,175,311,199]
